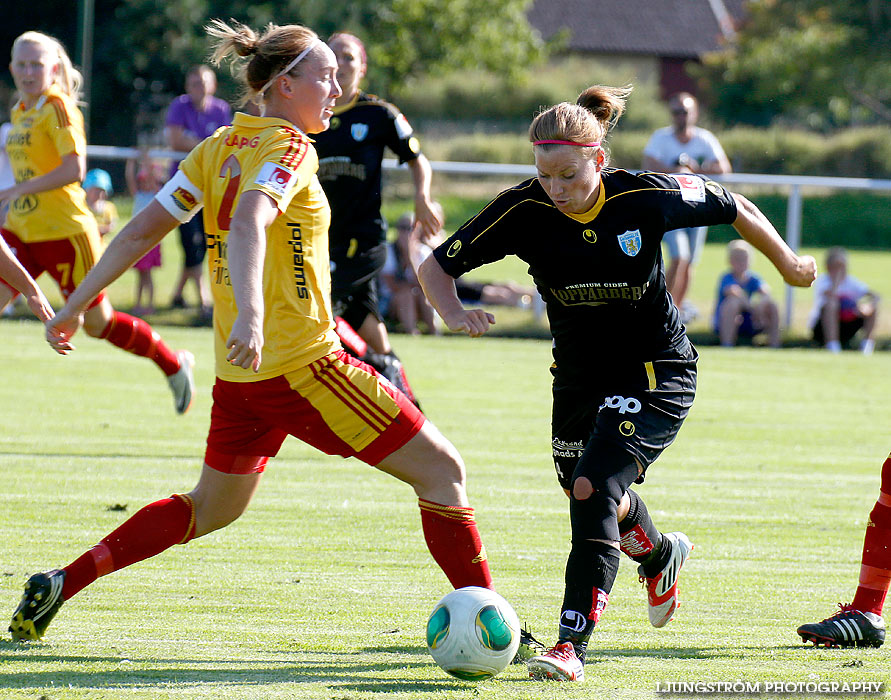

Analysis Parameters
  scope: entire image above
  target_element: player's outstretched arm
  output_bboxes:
[418,255,495,338]
[45,200,178,354]
[731,192,817,288]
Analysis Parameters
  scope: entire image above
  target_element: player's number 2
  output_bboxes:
[216,154,242,231]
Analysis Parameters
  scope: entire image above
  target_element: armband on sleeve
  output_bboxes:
[155,170,204,223]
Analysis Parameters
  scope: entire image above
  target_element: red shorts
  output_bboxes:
[0,228,106,307]
[204,349,426,474]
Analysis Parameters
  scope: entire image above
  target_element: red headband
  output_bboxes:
[533,139,601,148]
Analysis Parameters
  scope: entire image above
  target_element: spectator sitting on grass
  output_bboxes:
[808,246,879,354]
[713,240,780,347]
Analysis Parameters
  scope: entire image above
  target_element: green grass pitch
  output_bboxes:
[0,321,888,699]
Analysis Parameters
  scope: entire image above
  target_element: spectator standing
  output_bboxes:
[808,246,879,354]
[127,150,166,315]
[165,65,232,319]
[713,240,780,347]
[642,92,732,322]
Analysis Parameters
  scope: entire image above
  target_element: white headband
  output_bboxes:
[260,38,320,97]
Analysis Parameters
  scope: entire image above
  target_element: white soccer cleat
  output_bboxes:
[527,642,584,682]
[167,350,195,414]
[639,531,693,628]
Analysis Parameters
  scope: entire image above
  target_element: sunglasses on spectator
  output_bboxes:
[671,108,689,116]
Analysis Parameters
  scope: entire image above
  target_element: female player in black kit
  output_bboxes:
[419,85,818,682]
[312,32,441,406]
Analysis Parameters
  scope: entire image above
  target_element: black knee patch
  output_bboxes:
[569,438,640,543]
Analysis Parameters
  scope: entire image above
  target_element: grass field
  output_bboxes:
[0,319,889,699]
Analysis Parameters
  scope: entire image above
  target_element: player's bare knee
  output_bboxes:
[617,491,631,521]
[83,319,105,337]
[572,476,594,500]
[429,446,466,489]
[420,426,466,486]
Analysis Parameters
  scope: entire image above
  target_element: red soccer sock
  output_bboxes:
[852,456,891,615]
[61,494,196,600]
[418,499,493,589]
[100,311,180,376]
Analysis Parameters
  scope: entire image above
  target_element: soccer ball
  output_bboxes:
[426,586,521,681]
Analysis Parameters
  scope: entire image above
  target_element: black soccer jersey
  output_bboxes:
[433,169,738,374]
[313,91,422,262]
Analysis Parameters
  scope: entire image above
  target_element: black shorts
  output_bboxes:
[331,243,387,329]
[179,216,207,268]
[550,347,698,491]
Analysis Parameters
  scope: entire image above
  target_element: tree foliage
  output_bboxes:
[696,0,891,129]
[1,0,543,145]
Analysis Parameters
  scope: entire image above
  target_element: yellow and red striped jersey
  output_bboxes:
[172,112,339,382]
[4,86,97,242]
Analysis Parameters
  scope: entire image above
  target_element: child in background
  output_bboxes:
[126,152,165,316]
[808,246,879,354]
[713,239,780,347]
[83,169,118,237]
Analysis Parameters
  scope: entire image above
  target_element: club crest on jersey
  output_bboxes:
[256,162,296,196]
[670,174,706,202]
[617,230,641,257]
[351,123,369,142]
[705,180,724,197]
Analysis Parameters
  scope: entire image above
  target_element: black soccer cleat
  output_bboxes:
[797,604,885,648]
[9,570,66,641]
[512,623,548,663]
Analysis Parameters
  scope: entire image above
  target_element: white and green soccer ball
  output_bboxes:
[426,586,521,681]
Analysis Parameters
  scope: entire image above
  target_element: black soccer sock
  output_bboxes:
[639,535,674,579]
[618,489,665,573]
[559,540,619,660]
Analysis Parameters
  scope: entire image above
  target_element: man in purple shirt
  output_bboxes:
[165,65,232,319]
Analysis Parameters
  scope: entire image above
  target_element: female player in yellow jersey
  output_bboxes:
[11,20,492,642]
[0,31,194,414]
